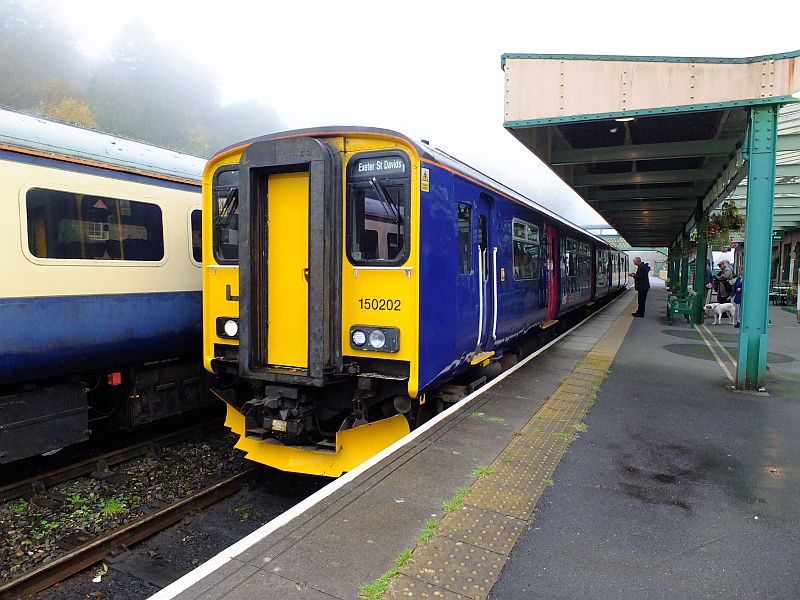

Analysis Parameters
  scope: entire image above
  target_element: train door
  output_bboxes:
[474,193,495,357]
[266,172,309,368]
[237,136,341,386]
[545,223,559,323]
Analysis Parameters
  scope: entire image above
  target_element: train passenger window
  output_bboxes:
[25,188,163,261]
[190,210,202,263]
[212,167,239,263]
[346,152,410,265]
[565,239,577,277]
[457,203,471,274]
[512,218,540,280]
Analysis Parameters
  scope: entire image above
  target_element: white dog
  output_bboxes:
[704,302,736,325]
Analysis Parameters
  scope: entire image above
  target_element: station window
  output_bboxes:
[190,210,202,263]
[26,188,163,261]
[346,152,410,265]
[213,167,239,263]
[457,203,471,274]
[512,218,540,280]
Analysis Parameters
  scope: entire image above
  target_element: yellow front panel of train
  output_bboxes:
[267,171,309,369]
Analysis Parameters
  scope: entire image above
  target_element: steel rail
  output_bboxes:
[0,467,259,599]
[0,420,222,504]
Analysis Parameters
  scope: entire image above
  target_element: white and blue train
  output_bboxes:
[0,108,209,463]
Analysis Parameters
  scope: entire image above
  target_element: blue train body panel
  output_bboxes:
[0,291,201,386]
[417,166,552,393]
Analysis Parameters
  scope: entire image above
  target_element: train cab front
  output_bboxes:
[203,131,420,476]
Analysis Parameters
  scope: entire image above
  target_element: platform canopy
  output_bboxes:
[502,51,800,246]
[728,103,800,233]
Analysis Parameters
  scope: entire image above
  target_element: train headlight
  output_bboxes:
[349,326,399,353]
[216,317,239,339]
[352,329,367,346]
[224,319,239,337]
[368,329,386,349]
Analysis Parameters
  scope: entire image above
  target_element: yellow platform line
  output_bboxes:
[387,296,638,599]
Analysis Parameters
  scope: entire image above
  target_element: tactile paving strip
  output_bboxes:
[399,536,505,599]
[384,297,638,600]
[436,504,525,555]
[386,574,467,598]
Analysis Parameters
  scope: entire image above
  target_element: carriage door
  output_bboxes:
[474,193,495,356]
[545,223,559,323]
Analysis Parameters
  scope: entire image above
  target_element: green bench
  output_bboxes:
[666,290,704,326]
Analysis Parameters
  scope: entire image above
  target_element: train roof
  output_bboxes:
[0,106,205,184]
[215,126,619,250]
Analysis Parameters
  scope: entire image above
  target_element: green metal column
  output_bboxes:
[667,253,674,288]
[680,238,690,294]
[736,104,779,389]
[694,202,708,322]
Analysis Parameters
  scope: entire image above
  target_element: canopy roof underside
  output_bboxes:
[502,51,800,246]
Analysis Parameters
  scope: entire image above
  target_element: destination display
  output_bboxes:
[351,156,407,178]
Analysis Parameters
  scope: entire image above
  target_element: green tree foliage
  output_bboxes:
[0,6,281,156]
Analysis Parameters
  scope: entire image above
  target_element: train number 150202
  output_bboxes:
[359,298,401,311]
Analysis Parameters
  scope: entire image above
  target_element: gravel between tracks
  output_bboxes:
[0,430,254,585]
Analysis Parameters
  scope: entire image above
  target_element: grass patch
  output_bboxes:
[574,423,588,432]
[512,431,523,437]
[418,518,439,544]
[441,487,471,515]
[533,415,545,421]
[233,504,252,520]
[67,494,88,507]
[544,479,554,486]
[487,417,505,424]
[471,465,494,478]
[12,499,29,514]
[470,411,485,418]
[502,455,514,464]
[358,548,412,599]
[555,432,575,440]
[100,498,126,516]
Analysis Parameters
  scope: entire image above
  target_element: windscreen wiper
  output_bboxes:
[219,188,239,227]
[369,177,401,224]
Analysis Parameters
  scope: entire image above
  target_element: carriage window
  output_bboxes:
[597,249,608,285]
[347,153,410,265]
[190,210,202,263]
[565,239,577,277]
[26,188,163,261]
[513,218,540,280]
[213,167,239,263]
[457,203,471,274]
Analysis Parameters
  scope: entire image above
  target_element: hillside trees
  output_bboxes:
[0,4,281,156]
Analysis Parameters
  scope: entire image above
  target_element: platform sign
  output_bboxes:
[421,167,429,192]
[772,230,785,242]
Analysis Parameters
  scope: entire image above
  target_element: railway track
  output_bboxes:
[0,421,221,504]
[0,468,259,599]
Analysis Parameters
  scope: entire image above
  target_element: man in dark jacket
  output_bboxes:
[628,257,651,317]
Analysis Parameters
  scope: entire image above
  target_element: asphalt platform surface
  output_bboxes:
[492,285,800,600]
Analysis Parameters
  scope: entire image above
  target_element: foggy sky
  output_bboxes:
[42,0,800,225]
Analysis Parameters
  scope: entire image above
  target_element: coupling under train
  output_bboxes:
[203,127,629,477]
[0,108,210,463]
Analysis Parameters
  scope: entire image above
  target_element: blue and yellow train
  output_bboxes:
[203,127,628,476]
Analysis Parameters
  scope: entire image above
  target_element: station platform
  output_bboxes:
[151,282,800,600]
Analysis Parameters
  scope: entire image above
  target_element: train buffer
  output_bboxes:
[145,285,800,600]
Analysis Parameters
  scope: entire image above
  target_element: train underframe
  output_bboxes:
[0,357,214,464]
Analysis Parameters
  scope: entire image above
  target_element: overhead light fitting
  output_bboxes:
[614,116,635,122]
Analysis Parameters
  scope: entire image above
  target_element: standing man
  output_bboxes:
[628,256,651,318]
